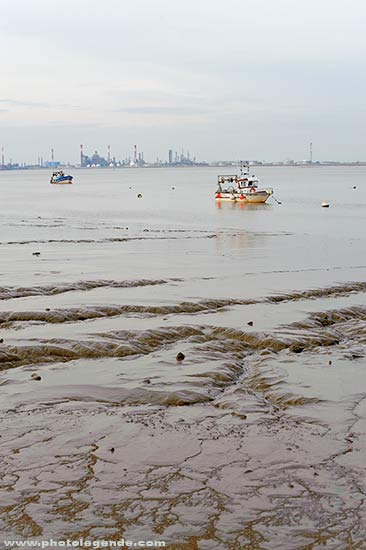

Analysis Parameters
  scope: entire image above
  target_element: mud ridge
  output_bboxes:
[1,234,217,246]
[0,321,347,372]
[0,326,206,371]
[1,279,365,308]
[0,299,252,328]
[290,305,366,329]
[0,278,179,302]
[265,281,366,303]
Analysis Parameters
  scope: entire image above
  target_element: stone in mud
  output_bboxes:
[110,448,115,453]
[176,352,185,361]
[0,338,3,343]
[290,344,305,354]
[143,379,151,384]
[344,349,364,360]
[31,374,42,381]
[247,321,254,326]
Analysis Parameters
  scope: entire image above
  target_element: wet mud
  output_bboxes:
[1,282,366,548]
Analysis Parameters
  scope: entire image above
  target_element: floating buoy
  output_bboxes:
[321,202,330,208]
[215,193,221,199]
[137,193,143,199]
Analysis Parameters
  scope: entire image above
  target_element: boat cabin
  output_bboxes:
[217,174,258,193]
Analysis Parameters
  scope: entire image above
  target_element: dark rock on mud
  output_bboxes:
[347,348,364,359]
[176,352,185,361]
[31,374,42,381]
[290,344,305,354]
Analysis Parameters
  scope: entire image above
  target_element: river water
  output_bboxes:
[1,166,366,549]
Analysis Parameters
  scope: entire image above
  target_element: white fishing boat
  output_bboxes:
[215,163,273,203]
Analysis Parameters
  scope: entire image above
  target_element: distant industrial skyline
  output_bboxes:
[2,141,320,168]
[2,140,366,170]
[1,0,366,163]
[0,143,202,168]
[1,133,365,167]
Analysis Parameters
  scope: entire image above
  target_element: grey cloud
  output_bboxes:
[0,98,50,108]
[113,106,213,116]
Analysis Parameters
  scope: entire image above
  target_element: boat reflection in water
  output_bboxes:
[216,200,272,210]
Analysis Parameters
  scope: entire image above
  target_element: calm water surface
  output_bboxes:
[1,166,366,549]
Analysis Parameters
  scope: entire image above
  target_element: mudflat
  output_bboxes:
[1,166,366,549]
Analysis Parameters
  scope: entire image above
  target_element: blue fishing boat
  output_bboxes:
[50,170,73,184]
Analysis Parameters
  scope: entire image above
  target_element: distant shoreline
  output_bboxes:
[1,162,366,172]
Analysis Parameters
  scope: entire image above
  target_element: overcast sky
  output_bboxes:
[1,0,366,163]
